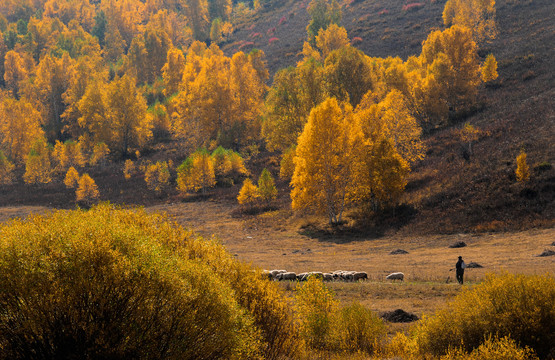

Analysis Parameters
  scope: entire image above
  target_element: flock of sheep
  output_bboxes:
[263,270,405,282]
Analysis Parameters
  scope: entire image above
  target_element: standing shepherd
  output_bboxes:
[455,256,466,284]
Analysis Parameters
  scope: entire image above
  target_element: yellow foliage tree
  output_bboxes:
[516,150,530,183]
[315,24,349,59]
[183,0,210,40]
[149,103,170,139]
[291,97,361,224]
[76,173,100,205]
[172,44,266,149]
[443,0,496,43]
[228,150,248,177]
[262,59,325,151]
[123,159,135,180]
[162,46,185,97]
[418,25,481,123]
[357,89,425,166]
[89,142,110,166]
[324,45,375,108]
[64,166,80,188]
[23,139,53,185]
[53,140,86,171]
[0,151,15,185]
[459,122,481,155]
[237,178,259,205]
[77,79,110,144]
[306,0,342,46]
[0,97,44,163]
[144,161,170,194]
[43,0,95,30]
[354,137,409,210]
[209,17,223,43]
[3,50,28,100]
[105,75,151,156]
[211,146,233,178]
[126,27,171,85]
[481,53,498,83]
[279,146,296,180]
[61,56,106,138]
[33,53,75,142]
[176,150,216,194]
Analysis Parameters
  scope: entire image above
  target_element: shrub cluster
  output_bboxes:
[295,277,386,355]
[441,336,539,360]
[0,204,301,360]
[410,273,555,359]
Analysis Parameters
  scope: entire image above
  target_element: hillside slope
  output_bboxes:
[1,0,553,234]
[223,0,554,233]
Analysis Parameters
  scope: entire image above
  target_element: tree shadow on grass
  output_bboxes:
[298,204,418,244]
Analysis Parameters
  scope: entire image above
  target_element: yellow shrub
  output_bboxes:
[295,277,339,350]
[0,205,265,359]
[335,302,386,355]
[441,336,539,360]
[412,273,555,358]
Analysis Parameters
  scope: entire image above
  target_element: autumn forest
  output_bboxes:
[0,0,554,359]
[0,0,504,223]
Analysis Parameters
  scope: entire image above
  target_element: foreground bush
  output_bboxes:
[336,303,386,355]
[441,336,539,360]
[295,277,385,355]
[296,277,339,350]
[412,273,555,359]
[0,204,301,359]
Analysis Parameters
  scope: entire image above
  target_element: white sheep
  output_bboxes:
[270,269,286,276]
[386,272,404,281]
[277,272,297,281]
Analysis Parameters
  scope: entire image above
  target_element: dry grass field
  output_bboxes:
[147,200,555,316]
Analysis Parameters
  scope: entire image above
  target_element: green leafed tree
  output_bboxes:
[306,0,341,46]
[258,168,277,203]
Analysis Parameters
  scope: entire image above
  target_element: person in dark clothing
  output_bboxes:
[455,256,466,284]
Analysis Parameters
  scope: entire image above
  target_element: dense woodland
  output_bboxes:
[0,0,509,225]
